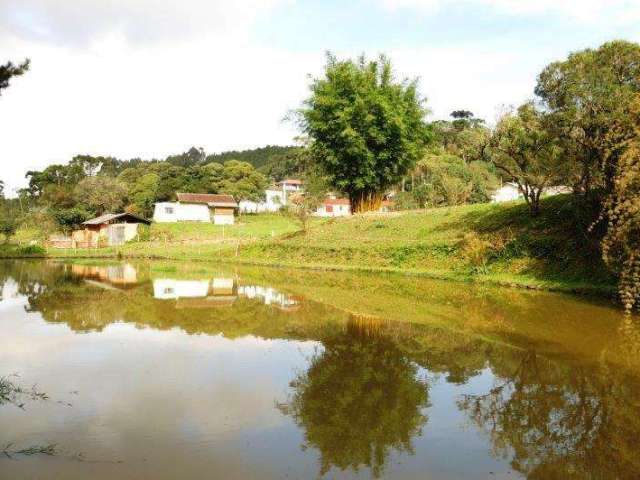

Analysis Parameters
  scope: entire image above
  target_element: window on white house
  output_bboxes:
[165,207,174,214]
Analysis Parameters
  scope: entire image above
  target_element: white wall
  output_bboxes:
[153,279,211,299]
[491,184,522,203]
[314,204,351,217]
[153,202,211,223]
[239,189,286,213]
[213,213,234,225]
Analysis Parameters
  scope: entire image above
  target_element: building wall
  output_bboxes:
[314,204,351,217]
[213,207,235,225]
[68,223,140,248]
[153,202,212,223]
[239,189,286,213]
[106,223,139,245]
[492,184,523,203]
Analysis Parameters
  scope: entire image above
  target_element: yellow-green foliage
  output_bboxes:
[602,95,640,311]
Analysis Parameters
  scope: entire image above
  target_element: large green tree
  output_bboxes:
[535,40,640,195]
[73,176,127,216]
[601,94,640,311]
[488,102,565,216]
[217,160,268,202]
[535,40,640,309]
[300,54,430,212]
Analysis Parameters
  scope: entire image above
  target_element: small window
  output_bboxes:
[165,207,174,214]
[164,288,174,295]
[326,205,333,213]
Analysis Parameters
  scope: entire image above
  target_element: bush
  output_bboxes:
[409,154,499,208]
[17,244,46,255]
[458,232,494,273]
[0,216,18,243]
[51,207,92,232]
[135,224,151,242]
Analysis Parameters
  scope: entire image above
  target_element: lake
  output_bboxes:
[1,259,639,479]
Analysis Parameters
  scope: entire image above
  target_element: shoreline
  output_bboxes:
[0,249,617,300]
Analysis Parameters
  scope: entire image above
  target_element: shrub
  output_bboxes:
[17,244,46,255]
[135,224,151,242]
[459,232,494,273]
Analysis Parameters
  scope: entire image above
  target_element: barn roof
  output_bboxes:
[176,193,238,207]
[83,213,151,226]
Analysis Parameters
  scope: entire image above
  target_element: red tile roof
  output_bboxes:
[277,179,303,185]
[176,193,238,207]
[323,198,351,206]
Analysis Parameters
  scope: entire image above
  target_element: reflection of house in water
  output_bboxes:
[69,264,139,290]
[154,278,238,308]
[153,278,299,310]
[238,285,300,311]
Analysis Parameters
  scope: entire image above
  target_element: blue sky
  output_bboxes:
[255,0,627,52]
[0,0,639,194]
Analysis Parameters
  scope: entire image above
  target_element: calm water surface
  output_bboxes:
[1,260,639,479]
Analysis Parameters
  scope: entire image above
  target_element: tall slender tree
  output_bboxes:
[300,53,430,212]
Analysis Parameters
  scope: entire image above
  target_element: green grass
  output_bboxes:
[235,195,614,293]
[149,213,300,242]
[0,196,616,295]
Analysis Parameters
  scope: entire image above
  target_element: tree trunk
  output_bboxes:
[351,191,384,214]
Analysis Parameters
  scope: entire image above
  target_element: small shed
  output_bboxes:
[73,213,151,248]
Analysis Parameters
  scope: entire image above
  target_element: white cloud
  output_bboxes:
[380,0,640,24]
[0,31,318,194]
[0,0,292,46]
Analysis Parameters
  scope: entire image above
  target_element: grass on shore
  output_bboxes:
[0,196,616,295]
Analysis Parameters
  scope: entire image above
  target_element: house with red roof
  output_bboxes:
[314,197,352,217]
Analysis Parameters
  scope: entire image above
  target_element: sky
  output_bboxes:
[1,0,639,195]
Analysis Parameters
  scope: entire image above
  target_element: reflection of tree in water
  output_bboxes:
[458,348,640,479]
[279,316,430,478]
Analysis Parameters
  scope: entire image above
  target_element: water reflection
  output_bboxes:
[458,349,640,478]
[153,277,299,310]
[71,263,139,289]
[279,316,429,478]
[1,260,640,479]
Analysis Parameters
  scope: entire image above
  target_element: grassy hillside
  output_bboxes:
[0,195,615,295]
[238,195,614,293]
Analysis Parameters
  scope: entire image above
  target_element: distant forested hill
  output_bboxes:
[206,145,298,170]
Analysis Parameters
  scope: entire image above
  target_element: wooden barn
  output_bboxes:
[71,213,151,248]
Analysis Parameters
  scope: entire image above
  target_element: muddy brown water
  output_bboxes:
[1,260,638,479]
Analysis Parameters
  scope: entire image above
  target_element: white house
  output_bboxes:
[491,183,523,203]
[314,198,352,217]
[491,183,572,203]
[239,189,286,213]
[278,178,304,193]
[239,179,304,214]
[154,193,238,225]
